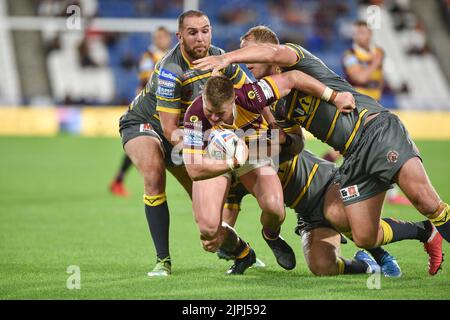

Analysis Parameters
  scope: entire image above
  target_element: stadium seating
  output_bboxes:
[33,0,449,109]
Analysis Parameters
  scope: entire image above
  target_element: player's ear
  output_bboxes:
[176,32,182,41]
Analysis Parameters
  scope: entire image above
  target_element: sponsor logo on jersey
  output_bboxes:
[247,90,256,100]
[139,123,155,133]
[190,115,199,122]
[157,86,175,98]
[157,69,178,98]
[340,185,360,202]
[183,70,197,79]
[257,80,274,101]
[157,79,176,88]
[248,84,263,103]
[184,128,203,147]
[159,69,178,81]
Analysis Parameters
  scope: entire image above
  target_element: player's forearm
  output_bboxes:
[261,106,276,126]
[287,70,330,100]
[162,125,183,146]
[224,44,293,66]
[159,111,182,146]
[184,155,231,181]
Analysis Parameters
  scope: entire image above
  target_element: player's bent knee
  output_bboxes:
[308,259,338,276]
[259,194,285,217]
[142,172,165,195]
[352,235,378,249]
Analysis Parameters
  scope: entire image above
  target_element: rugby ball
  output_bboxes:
[207,129,239,160]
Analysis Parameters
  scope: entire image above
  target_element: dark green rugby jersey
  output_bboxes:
[121,43,247,133]
[226,149,337,215]
[275,43,388,155]
[278,149,336,212]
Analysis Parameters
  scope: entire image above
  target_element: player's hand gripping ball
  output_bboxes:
[207,129,247,168]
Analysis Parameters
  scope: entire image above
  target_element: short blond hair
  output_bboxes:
[240,26,280,45]
[204,76,235,109]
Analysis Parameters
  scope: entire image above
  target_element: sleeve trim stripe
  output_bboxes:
[182,72,212,85]
[262,76,281,100]
[284,43,304,67]
[156,96,181,102]
[233,73,246,89]
[156,106,182,114]
[229,65,241,80]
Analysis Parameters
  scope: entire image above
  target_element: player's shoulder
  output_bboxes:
[234,80,262,97]
[235,81,262,103]
[184,96,211,131]
[184,96,204,120]
[283,42,309,56]
[235,78,278,111]
[157,45,184,76]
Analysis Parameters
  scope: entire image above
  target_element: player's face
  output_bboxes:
[353,25,372,49]
[177,16,211,60]
[153,30,172,51]
[203,95,235,126]
[240,39,274,79]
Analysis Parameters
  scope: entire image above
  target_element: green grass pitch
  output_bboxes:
[1,136,449,300]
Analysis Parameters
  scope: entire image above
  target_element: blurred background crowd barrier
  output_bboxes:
[0,0,449,138]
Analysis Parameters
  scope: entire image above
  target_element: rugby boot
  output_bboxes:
[218,248,266,269]
[262,230,296,270]
[109,180,129,197]
[226,247,256,275]
[424,225,444,275]
[354,250,381,274]
[379,252,402,277]
[147,257,171,277]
